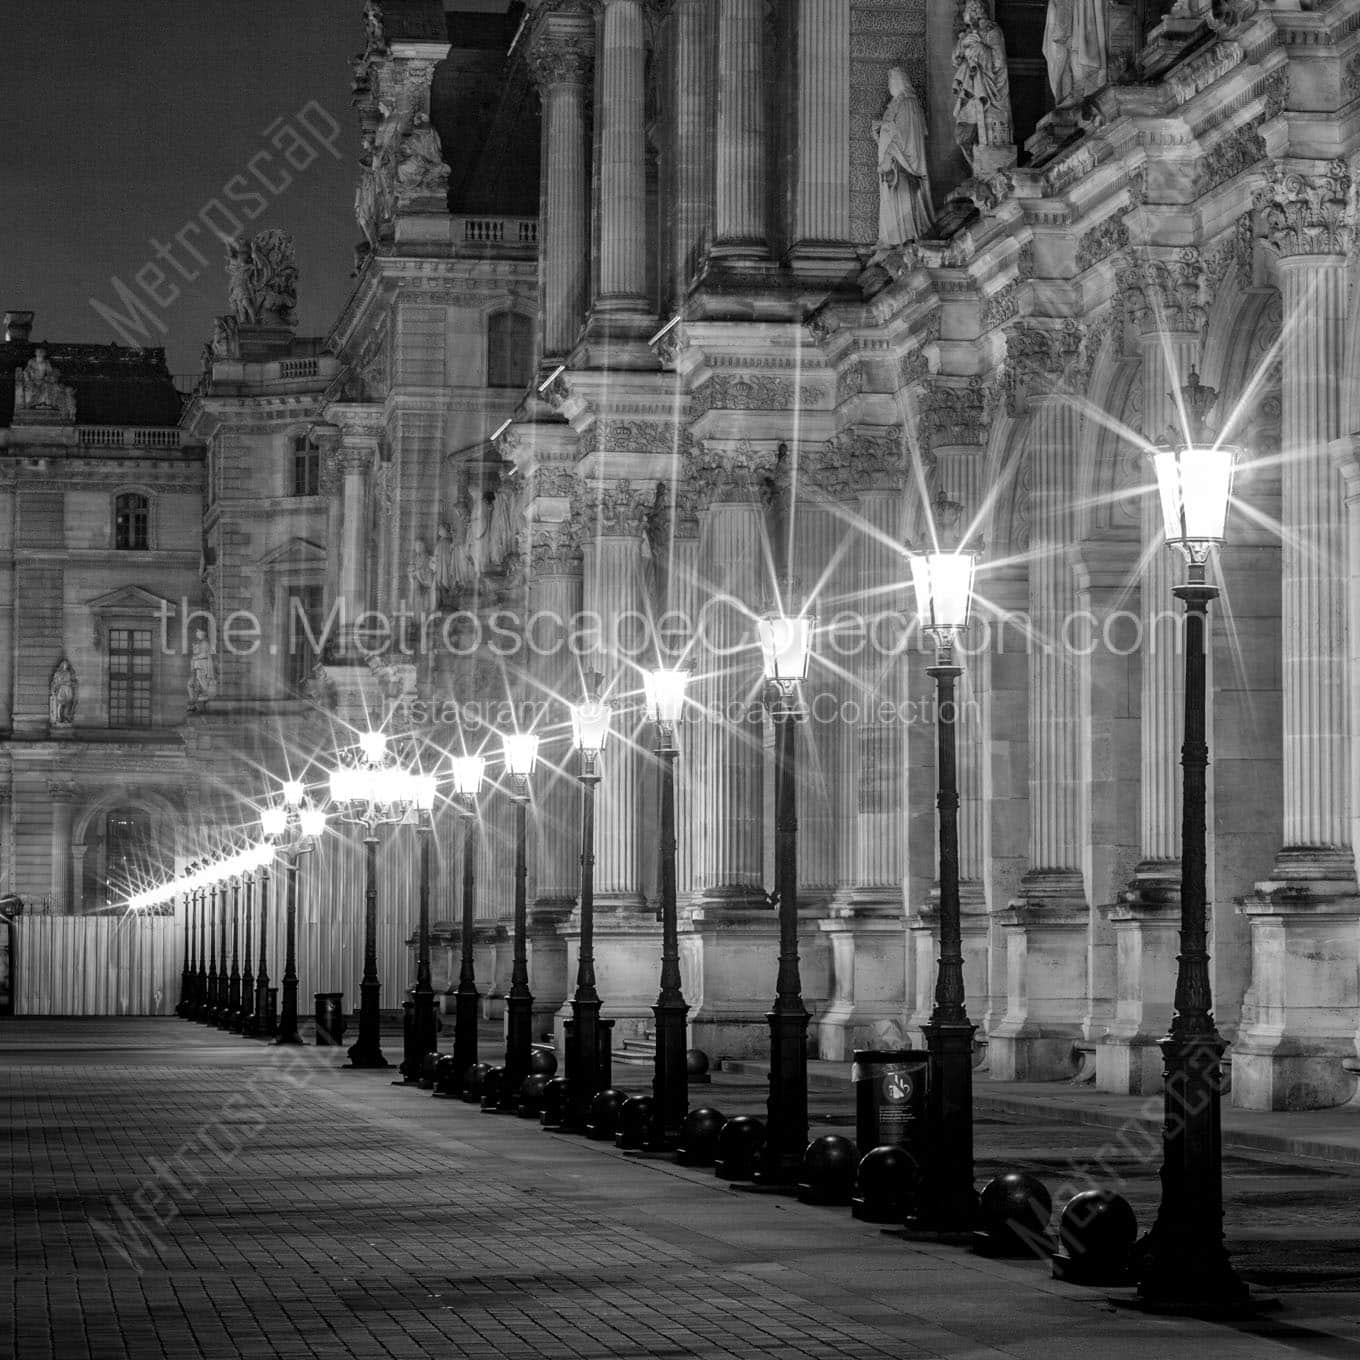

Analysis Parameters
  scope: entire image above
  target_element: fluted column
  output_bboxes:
[789,0,852,268]
[337,437,376,649]
[712,0,767,262]
[669,0,713,295]
[692,501,765,906]
[595,0,650,313]
[529,14,594,360]
[49,782,74,914]
[582,502,646,906]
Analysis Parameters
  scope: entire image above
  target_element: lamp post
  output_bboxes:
[193,875,208,1019]
[755,604,815,1183]
[203,879,220,1024]
[176,872,194,1017]
[263,780,329,1048]
[643,669,689,1151]
[497,733,539,1110]
[224,871,242,1031]
[329,733,429,1069]
[448,754,486,1093]
[908,545,979,1230]
[239,866,255,1036]
[565,695,611,1131]
[403,761,440,1083]
[215,871,228,1024]
[1135,402,1248,1311]
[247,859,274,1038]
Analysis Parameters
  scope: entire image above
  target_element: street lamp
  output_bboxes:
[755,600,815,1183]
[329,732,422,1068]
[565,693,611,1131]
[176,869,194,1017]
[223,863,243,1031]
[192,869,209,1020]
[402,754,441,1084]
[448,753,486,1093]
[643,668,690,1151]
[239,855,256,1036]
[203,875,221,1024]
[1135,402,1247,1310]
[246,849,276,1039]
[498,731,539,1111]
[908,544,978,1231]
[263,782,328,1047]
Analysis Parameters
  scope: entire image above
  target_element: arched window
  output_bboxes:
[292,433,320,496]
[114,493,150,551]
[486,311,533,389]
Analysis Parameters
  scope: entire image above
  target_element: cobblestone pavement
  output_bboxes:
[3,1019,1360,1360]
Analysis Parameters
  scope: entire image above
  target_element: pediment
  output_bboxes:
[259,537,326,570]
[86,585,179,616]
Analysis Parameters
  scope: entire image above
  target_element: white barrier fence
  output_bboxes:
[10,915,184,1016]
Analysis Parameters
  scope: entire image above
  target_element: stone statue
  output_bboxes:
[355,100,404,245]
[873,68,934,248]
[486,474,522,572]
[363,0,385,52]
[14,348,76,420]
[225,230,298,328]
[760,443,796,583]
[1043,0,1107,108]
[952,0,1014,170]
[187,627,217,713]
[302,661,337,711]
[408,538,437,614]
[395,113,450,199]
[49,658,77,726]
[643,481,671,611]
[434,516,477,607]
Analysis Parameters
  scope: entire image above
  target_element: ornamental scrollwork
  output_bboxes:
[1075,215,1130,273]
[1122,251,1206,336]
[1258,159,1355,258]
[1003,319,1087,415]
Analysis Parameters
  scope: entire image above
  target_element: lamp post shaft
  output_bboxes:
[451,813,479,1092]
[763,704,808,1183]
[502,793,533,1107]
[276,854,303,1045]
[1137,577,1245,1308]
[194,888,207,1019]
[918,656,977,1230]
[177,887,192,1017]
[252,869,273,1037]
[240,875,255,1035]
[348,834,389,1067]
[406,824,438,1080]
[649,742,688,1151]
[226,880,241,1030]
[204,885,219,1023]
[567,771,603,1131]
[217,881,228,1022]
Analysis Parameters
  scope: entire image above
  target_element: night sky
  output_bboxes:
[0,3,369,377]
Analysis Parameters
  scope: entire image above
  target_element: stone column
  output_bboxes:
[594,0,650,314]
[712,0,767,263]
[788,0,853,274]
[529,14,594,362]
[669,0,713,295]
[993,391,1089,1080]
[49,782,75,914]
[334,431,377,650]
[1101,320,1200,1093]
[1237,166,1359,1110]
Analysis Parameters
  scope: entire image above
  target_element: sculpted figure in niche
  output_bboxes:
[50,658,77,726]
[952,0,1013,168]
[15,347,76,418]
[395,113,450,198]
[873,68,934,248]
[187,627,217,712]
[1042,0,1107,108]
[408,538,438,615]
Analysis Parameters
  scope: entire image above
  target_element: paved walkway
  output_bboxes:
[3,1019,1359,1359]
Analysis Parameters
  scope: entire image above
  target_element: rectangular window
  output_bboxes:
[108,627,153,727]
[114,494,150,550]
[286,585,325,690]
[293,437,320,496]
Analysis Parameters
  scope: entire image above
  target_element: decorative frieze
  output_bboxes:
[1197,125,1267,197]
[1075,215,1129,273]
[802,427,906,497]
[689,374,828,417]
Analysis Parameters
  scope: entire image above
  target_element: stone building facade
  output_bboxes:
[19,0,1360,1115]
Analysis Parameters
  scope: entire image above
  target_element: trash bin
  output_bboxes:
[315,992,346,1046]
[853,1049,929,1160]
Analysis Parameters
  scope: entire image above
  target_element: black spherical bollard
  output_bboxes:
[1052,1191,1138,1284]
[419,1050,441,1092]
[675,1107,726,1167]
[432,1053,461,1098]
[530,1047,558,1078]
[615,1095,655,1149]
[479,1066,506,1112]
[798,1135,859,1206]
[585,1088,630,1141]
[539,1075,571,1128]
[851,1145,920,1223]
[714,1115,766,1181]
[460,1061,491,1105]
[973,1171,1052,1257]
[686,1049,711,1084]
[516,1074,548,1119]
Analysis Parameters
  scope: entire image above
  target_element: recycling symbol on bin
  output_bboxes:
[881,1071,912,1101]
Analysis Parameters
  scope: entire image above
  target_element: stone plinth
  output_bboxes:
[552,905,667,1052]
[1096,899,1179,1095]
[905,889,988,1045]
[816,902,907,1061]
[528,898,573,1040]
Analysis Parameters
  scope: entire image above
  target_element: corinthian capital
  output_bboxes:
[1003,320,1089,416]
[1121,251,1206,337]
[527,5,595,89]
[1258,159,1355,259]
